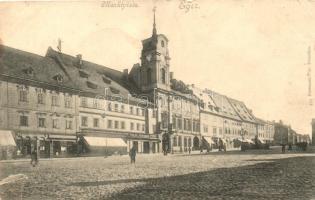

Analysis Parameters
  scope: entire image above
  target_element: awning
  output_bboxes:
[0,130,16,146]
[258,138,265,144]
[234,138,244,142]
[245,139,254,144]
[84,137,127,147]
[203,136,215,144]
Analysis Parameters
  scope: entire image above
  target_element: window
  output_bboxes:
[121,121,125,129]
[137,123,140,131]
[19,90,28,102]
[187,119,192,131]
[53,119,59,129]
[136,108,140,115]
[114,121,119,129]
[66,120,73,129]
[130,122,134,130]
[20,116,28,126]
[172,117,176,129]
[38,118,46,128]
[65,97,71,108]
[177,118,182,130]
[130,106,134,114]
[93,99,98,109]
[81,97,87,107]
[108,102,112,111]
[52,95,59,106]
[204,125,208,133]
[213,127,217,134]
[81,116,88,127]
[121,105,125,113]
[141,109,145,116]
[93,118,99,128]
[38,93,45,104]
[107,120,112,128]
[161,68,166,84]
[114,104,119,112]
[142,124,145,132]
[161,40,165,47]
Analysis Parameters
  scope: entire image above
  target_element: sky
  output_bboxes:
[0,0,315,136]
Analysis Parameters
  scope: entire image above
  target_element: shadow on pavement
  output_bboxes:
[78,156,315,200]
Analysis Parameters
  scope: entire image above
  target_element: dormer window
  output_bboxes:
[23,67,34,76]
[86,81,98,89]
[102,76,111,84]
[110,87,120,94]
[53,74,64,83]
[79,70,89,78]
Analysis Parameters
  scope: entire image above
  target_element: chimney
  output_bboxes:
[76,54,83,67]
[170,72,174,80]
[191,84,195,88]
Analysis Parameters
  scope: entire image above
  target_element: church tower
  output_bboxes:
[140,7,171,92]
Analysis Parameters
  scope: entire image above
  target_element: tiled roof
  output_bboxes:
[205,90,241,121]
[0,45,78,91]
[228,98,257,123]
[0,45,147,105]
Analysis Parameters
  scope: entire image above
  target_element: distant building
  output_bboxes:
[255,118,274,144]
[312,119,315,145]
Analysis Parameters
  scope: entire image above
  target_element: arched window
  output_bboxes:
[147,68,151,84]
[161,68,166,84]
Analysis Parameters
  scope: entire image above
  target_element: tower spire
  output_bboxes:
[152,6,157,37]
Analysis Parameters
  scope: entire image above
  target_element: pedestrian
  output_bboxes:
[129,146,137,164]
[30,149,38,167]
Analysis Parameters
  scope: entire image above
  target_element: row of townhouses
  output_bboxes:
[0,14,309,159]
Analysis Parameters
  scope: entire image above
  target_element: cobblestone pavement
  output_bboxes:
[0,152,314,200]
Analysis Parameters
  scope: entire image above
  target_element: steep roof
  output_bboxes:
[0,45,147,105]
[228,98,257,123]
[0,45,78,92]
[205,90,241,121]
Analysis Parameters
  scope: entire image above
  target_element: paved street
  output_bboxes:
[0,151,315,200]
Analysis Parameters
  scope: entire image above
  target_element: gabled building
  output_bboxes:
[0,44,160,158]
[228,98,257,140]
